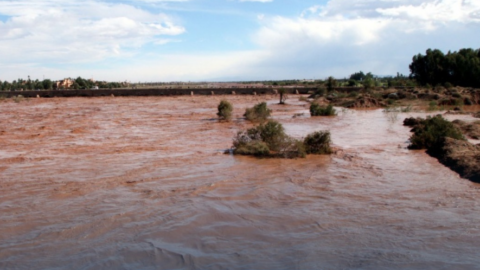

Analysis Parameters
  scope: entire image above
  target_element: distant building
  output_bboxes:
[55,78,73,89]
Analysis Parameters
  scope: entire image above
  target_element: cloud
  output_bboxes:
[243,0,480,79]
[0,0,185,66]
[1,0,479,81]
[376,0,480,24]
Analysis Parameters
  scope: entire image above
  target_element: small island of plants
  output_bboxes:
[231,120,332,159]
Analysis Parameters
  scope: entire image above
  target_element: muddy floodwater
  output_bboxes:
[1,96,480,270]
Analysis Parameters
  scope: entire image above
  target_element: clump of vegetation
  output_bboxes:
[278,88,288,104]
[217,100,233,121]
[362,77,375,92]
[454,98,464,107]
[233,140,270,156]
[464,97,473,105]
[244,102,271,122]
[403,117,423,127]
[309,87,326,99]
[386,99,395,105]
[408,115,465,152]
[310,103,336,116]
[427,101,438,111]
[232,120,333,159]
[12,95,25,103]
[348,91,359,98]
[233,120,305,158]
[410,48,480,87]
[326,76,337,92]
[303,131,333,154]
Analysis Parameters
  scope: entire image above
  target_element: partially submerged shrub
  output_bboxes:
[217,100,233,121]
[309,87,326,98]
[408,115,465,152]
[12,95,24,103]
[310,103,336,116]
[303,131,332,154]
[403,117,423,127]
[233,120,300,157]
[234,140,270,156]
[232,120,332,158]
[244,102,271,122]
[256,120,288,152]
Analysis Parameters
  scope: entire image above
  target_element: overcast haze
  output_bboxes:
[0,0,479,82]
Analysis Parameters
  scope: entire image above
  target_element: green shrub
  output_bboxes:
[347,79,357,87]
[454,98,464,107]
[244,102,271,122]
[427,101,438,111]
[281,137,306,158]
[326,76,337,92]
[217,100,233,121]
[348,91,359,98]
[310,103,336,116]
[408,115,465,151]
[256,120,287,151]
[452,92,462,98]
[303,131,332,154]
[232,120,306,158]
[363,78,375,91]
[308,87,326,99]
[234,140,270,156]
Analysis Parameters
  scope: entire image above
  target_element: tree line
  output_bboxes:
[409,48,480,87]
[0,76,124,91]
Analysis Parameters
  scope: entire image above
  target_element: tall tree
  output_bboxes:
[326,76,337,92]
[409,48,480,87]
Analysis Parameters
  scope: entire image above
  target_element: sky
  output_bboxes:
[0,0,479,82]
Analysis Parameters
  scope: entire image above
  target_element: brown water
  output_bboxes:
[1,96,480,270]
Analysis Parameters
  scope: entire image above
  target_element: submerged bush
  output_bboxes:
[217,100,233,121]
[310,103,336,116]
[234,140,270,156]
[256,120,287,151]
[244,102,271,122]
[303,131,332,154]
[408,115,465,151]
[232,120,331,158]
[12,95,25,103]
[232,120,304,158]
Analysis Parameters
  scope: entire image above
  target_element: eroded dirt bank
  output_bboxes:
[1,96,480,269]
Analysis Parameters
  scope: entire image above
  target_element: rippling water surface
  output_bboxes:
[1,96,479,269]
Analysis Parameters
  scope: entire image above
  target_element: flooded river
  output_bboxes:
[1,96,479,269]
